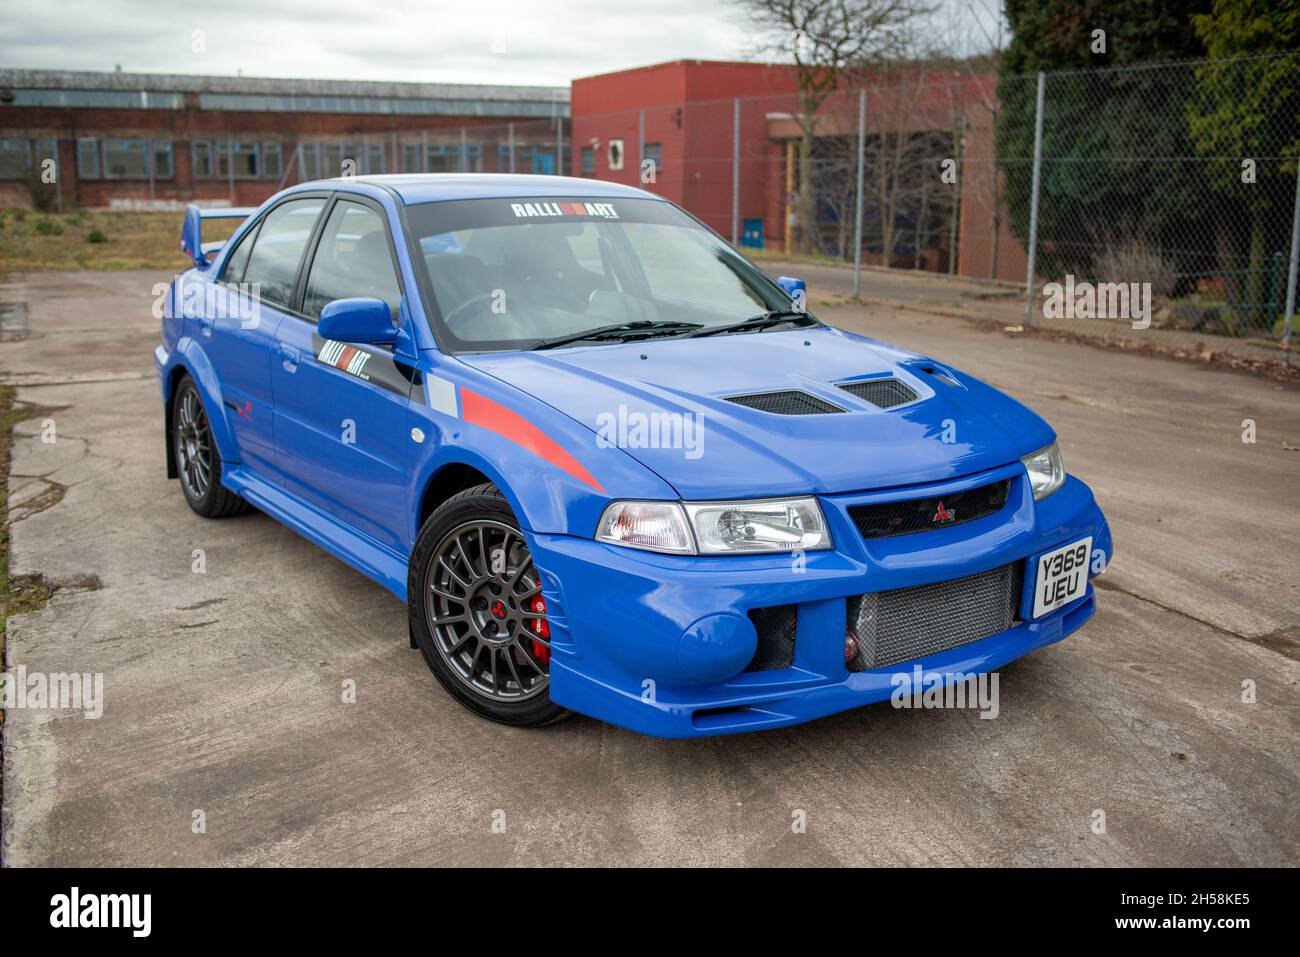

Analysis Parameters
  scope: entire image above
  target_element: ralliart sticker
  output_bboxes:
[510,201,619,219]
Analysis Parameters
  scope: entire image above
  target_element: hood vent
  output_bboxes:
[725,390,845,415]
[838,377,919,409]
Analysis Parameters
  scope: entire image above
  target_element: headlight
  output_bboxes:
[1022,441,1065,501]
[596,497,831,554]
[685,497,831,553]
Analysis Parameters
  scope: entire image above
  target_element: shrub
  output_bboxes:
[86,228,109,244]
[34,218,64,236]
[1094,239,1178,299]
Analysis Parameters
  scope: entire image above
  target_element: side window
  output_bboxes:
[220,222,260,287]
[302,201,402,322]
[240,198,326,309]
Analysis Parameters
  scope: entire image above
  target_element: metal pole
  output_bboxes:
[1024,72,1046,327]
[731,98,740,246]
[227,138,234,203]
[556,112,562,176]
[948,115,964,276]
[852,89,866,299]
[460,128,467,172]
[422,130,428,172]
[508,123,515,174]
[1283,156,1300,354]
[639,107,645,172]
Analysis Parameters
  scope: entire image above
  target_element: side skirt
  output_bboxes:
[222,466,409,602]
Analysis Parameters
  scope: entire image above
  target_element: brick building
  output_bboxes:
[0,68,569,209]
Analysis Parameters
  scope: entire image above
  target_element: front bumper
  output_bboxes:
[533,464,1112,738]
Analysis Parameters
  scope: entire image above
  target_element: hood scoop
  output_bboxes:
[725,390,846,415]
[838,377,919,409]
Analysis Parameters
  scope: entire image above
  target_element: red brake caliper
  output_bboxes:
[529,595,550,665]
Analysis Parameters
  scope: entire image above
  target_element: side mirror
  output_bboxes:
[319,298,396,345]
[776,275,807,308]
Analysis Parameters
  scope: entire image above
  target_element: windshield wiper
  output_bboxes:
[689,310,815,338]
[530,320,702,351]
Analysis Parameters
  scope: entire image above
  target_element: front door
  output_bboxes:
[269,196,415,552]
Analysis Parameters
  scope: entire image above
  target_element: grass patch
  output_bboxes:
[0,386,52,643]
[0,210,238,273]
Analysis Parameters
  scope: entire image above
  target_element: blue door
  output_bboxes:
[197,196,326,472]
[269,197,414,552]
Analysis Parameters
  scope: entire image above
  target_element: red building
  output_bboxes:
[571,60,799,247]
[570,58,1027,283]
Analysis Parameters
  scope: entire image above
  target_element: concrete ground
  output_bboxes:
[2,269,1297,867]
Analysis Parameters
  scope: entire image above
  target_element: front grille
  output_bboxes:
[838,377,919,408]
[745,605,797,671]
[846,562,1024,672]
[725,390,844,415]
[848,479,1011,540]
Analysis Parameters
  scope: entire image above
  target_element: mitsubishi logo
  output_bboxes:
[933,501,955,523]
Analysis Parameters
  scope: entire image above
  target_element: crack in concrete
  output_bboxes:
[1093,578,1300,662]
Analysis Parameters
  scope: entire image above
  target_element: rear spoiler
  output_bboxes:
[180,204,257,268]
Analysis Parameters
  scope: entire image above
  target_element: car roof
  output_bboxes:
[312,173,663,206]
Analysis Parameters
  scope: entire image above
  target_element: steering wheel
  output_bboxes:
[442,292,499,331]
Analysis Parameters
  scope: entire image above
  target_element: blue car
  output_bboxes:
[156,174,1112,738]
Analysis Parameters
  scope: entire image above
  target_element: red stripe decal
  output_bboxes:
[461,388,605,493]
[337,345,357,371]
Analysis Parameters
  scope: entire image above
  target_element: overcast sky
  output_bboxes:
[0,0,1003,87]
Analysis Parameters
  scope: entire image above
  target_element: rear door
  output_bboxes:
[269,195,416,552]
[200,195,326,473]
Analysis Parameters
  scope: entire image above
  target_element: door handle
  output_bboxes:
[278,343,300,370]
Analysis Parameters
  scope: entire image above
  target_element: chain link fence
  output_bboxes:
[570,53,1299,344]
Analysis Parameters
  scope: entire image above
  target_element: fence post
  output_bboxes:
[507,123,515,174]
[556,112,563,176]
[639,107,645,172]
[1024,71,1045,327]
[852,88,866,299]
[460,128,467,172]
[732,98,740,246]
[948,114,964,276]
[1283,156,1300,356]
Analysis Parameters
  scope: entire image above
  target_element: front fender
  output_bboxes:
[408,360,678,538]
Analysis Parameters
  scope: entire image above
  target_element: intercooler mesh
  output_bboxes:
[846,562,1023,672]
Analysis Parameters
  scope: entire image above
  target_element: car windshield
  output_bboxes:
[406,196,800,352]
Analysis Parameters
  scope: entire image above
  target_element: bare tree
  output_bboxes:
[735,0,935,254]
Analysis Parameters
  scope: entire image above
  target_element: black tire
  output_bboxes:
[408,483,569,728]
[171,375,249,519]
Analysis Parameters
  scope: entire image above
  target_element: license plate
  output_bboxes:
[1031,536,1092,619]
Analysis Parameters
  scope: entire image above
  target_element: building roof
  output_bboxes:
[0,68,567,104]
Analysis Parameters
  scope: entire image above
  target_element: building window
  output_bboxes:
[262,142,282,179]
[191,141,212,178]
[322,143,348,178]
[402,143,421,173]
[216,141,259,179]
[298,142,320,180]
[427,145,457,173]
[77,138,100,179]
[580,146,595,175]
[365,143,385,175]
[0,139,32,179]
[643,142,662,174]
[104,139,148,179]
[152,141,174,179]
